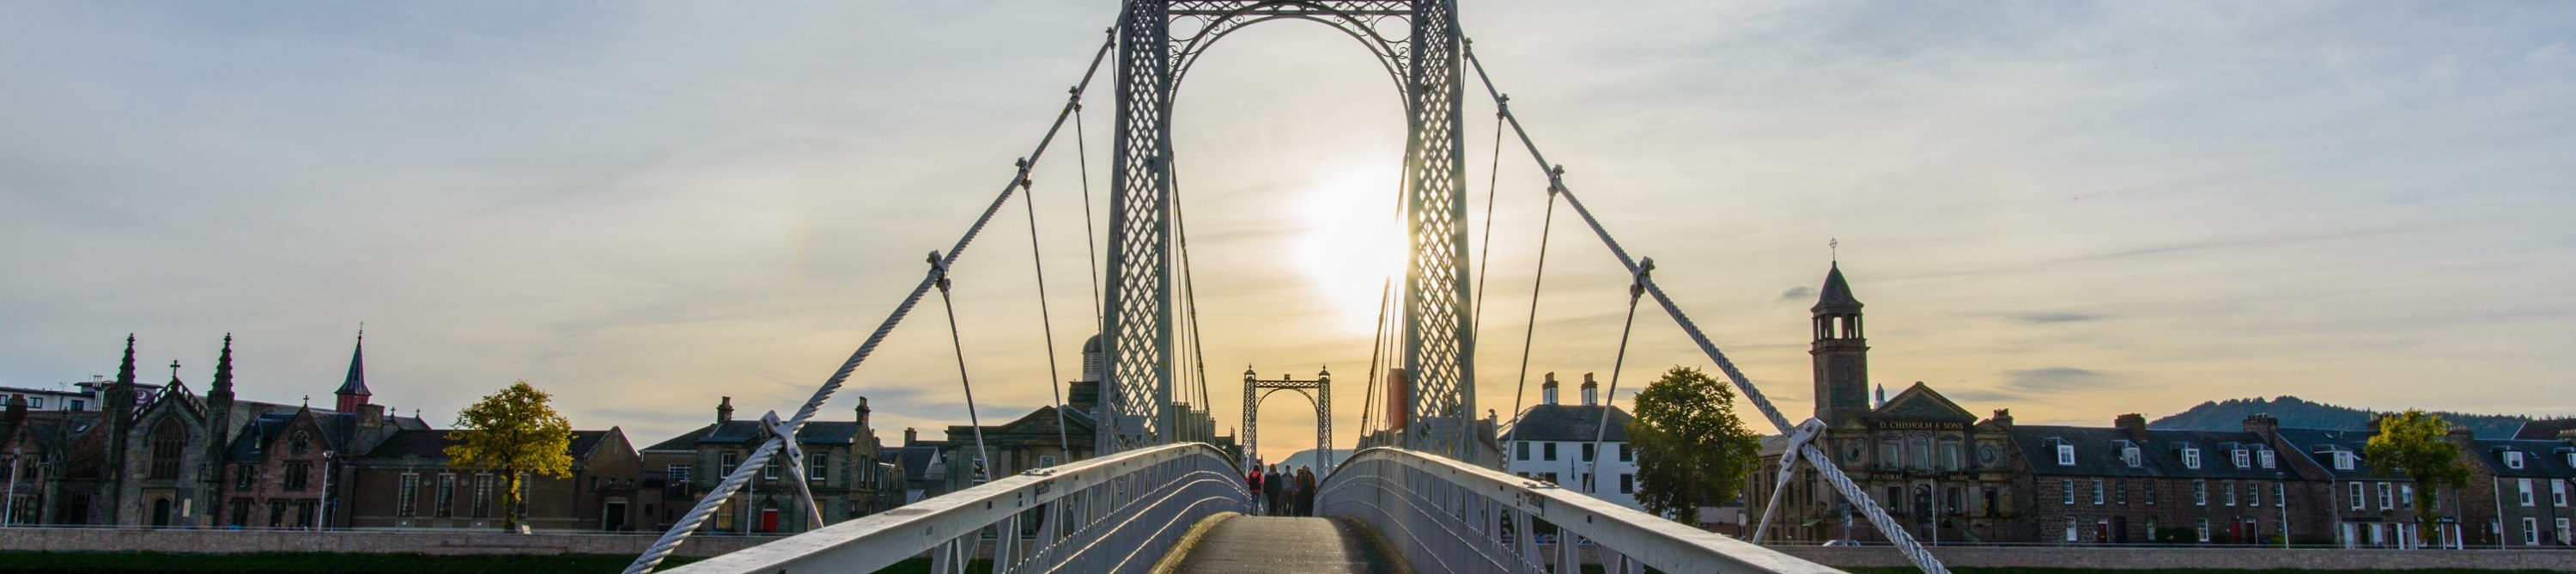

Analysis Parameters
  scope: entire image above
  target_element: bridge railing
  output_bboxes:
[665,443,1248,574]
[1321,447,1844,574]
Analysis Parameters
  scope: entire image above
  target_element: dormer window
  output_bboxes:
[2183,447,2202,469]
[2057,443,2076,466]
[2123,446,2142,468]
[2565,453,2574,468]
[2259,449,2275,469]
[2333,451,2356,471]
[2503,451,2524,469]
[2233,449,2250,468]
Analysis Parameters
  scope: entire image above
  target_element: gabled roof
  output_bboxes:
[1499,404,1631,443]
[1874,382,1976,422]
[355,428,625,462]
[2270,427,2409,480]
[2470,438,2576,479]
[640,420,867,452]
[2514,418,2576,441]
[2010,425,2285,479]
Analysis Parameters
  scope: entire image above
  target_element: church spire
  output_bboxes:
[211,333,236,397]
[334,326,372,412]
[115,333,137,388]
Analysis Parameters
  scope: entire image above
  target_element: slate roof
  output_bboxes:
[641,420,866,452]
[897,445,942,479]
[2010,425,2287,479]
[1814,263,1862,310]
[1874,382,1976,422]
[2468,438,2576,479]
[355,428,618,461]
[2514,418,2576,441]
[1499,404,1632,443]
[2270,427,2409,481]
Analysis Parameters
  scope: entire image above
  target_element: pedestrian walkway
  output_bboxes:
[1163,516,1408,574]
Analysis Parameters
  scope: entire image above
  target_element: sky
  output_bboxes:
[3,2,2572,465]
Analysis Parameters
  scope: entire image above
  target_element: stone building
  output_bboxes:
[2012,414,2331,546]
[2453,429,2576,547]
[343,427,646,531]
[641,395,895,534]
[1501,372,1641,510]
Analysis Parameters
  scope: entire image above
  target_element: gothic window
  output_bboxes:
[148,421,185,479]
[283,461,309,491]
[233,465,255,491]
[291,431,310,455]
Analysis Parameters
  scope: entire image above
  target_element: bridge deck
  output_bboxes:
[1165,516,1408,574]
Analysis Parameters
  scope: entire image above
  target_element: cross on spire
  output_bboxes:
[1830,237,1839,263]
[168,360,180,380]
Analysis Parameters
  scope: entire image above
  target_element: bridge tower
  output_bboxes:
[1100,0,1479,460]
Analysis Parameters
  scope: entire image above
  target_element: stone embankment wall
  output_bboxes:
[0,527,778,558]
[1776,546,2576,571]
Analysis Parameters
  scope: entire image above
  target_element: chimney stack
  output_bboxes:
[1990,408,2014,428]
[2115,413,2148,440]
[2242,413,2280,437]
[1581,373,1600,406]
[1540,373,1559,406]
[904,427,918,445]
[717,396,734,424]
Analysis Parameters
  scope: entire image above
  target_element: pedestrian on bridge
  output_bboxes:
[1294,466,1317,517]
[1262,465,1285,516]
[1244,465,1264,515]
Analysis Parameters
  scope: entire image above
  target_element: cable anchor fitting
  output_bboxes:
[927,250,952,293]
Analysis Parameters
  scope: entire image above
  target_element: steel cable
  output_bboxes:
[933,254,994,485]
[1019,163,1074,457]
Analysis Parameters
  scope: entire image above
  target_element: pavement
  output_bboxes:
[1164,516,1408,574]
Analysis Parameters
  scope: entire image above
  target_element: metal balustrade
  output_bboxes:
[1319,447,1844,574]
[665,443,1248,574]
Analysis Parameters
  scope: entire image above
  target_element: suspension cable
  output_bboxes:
[621,23,1120,574]
[932,253,994,484]
[1468,101,1506,349]
[1503,181,1558,436]
[1018,160,1073,457]
[1585,260,1650,492]
[1074,88,1105,326]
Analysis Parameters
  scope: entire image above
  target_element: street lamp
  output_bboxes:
[313,451,334,531]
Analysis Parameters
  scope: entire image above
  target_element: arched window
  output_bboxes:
[291,431,311,455]
[149,420,185,479]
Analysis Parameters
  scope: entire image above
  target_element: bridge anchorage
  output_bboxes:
[629,2,1942,573]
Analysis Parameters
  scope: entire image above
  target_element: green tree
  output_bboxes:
[2363,409,2470,545]
[446,381,574,532]
[1625,366,1763,525]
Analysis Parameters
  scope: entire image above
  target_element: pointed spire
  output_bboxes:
[335,326,371,398]
[116,333,138,388]
[211,333,236,395]
[1814,261,1862,312]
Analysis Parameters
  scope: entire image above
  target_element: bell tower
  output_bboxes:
[1811,263,1871,425]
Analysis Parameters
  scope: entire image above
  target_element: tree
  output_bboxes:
[446,381,574,533]
[1625,366,1763,525]
[2363,409,2470,546]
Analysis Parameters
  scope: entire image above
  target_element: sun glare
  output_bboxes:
[1293,165,1409,334]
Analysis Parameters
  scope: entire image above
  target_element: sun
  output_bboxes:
[1292,164,1409,334]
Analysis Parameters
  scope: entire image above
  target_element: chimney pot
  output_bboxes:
[1540,372,1559,406]
[1580,372,1599,406]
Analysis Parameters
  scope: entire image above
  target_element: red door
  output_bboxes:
[760,509,779,533]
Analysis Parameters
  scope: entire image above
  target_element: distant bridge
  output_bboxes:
[624,2,1943,573]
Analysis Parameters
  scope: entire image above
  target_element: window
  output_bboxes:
[2056,443,2075,466]
[2276,483,2286,508]
[2348,482,2365,511]
[1581,443,1595,462]
[2333,451,2355,471]
[811,453,829,481]
[435,473,456,518]
[2093,479,2105,505]
[2505,451,2524,469]
[228,499,249,526]
[2144,482,2157,505]
[669,464,692,486]
[2116,481,2128,505]
[2122,447,2142,468]
[1543,443,1558,461]
[2259,449,2275,469]
[471,473,493,518]
[1619,474,1634,494]
[2197,518,2210,542]
[233,465,255,491]
[1619,443,1632,462]
[290,431,310,455]
[2567,453,2576,468]
[763,457,781,480]
[2518,479,2535,506]
[397,473,419,517]
[27,397,38,409]
[2065,517,2078,542]
[2248,482,2260,507]
[1940,440,1961,471]
[2524,517,2541,546]
[148,422,185,479]
[2402,484,2415,509]
[283,461,310,491]
[1911,437,1931,471]
[2222,481,2237,506]
[2233,449,2250,468]
[720,452,738,473]
[2183,447,2201,469]
[70,399,84,411]
[1880,439,1901,469]
[2194,480,2207,506]
[2555,481,2568,507]
[1516,442,1529,461]
[2063,479,2075,505]
[2558,518,2572,547]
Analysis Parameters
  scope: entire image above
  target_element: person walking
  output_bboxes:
[1262,464,1285,516]
[1294,466,1317,517]
[1245,464,1265,515]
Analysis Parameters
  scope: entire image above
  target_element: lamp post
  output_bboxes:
[313,451,334,531]
[2276,472,2288,549]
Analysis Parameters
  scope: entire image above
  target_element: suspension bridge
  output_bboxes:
[623,2,1941,573]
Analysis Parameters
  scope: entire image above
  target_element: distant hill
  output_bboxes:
[1269,449,1358,471]
[2148,396,2532,438]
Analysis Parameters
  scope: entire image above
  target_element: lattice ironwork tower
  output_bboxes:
[1101,0,1477,460]
[1241,366,1334,472]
